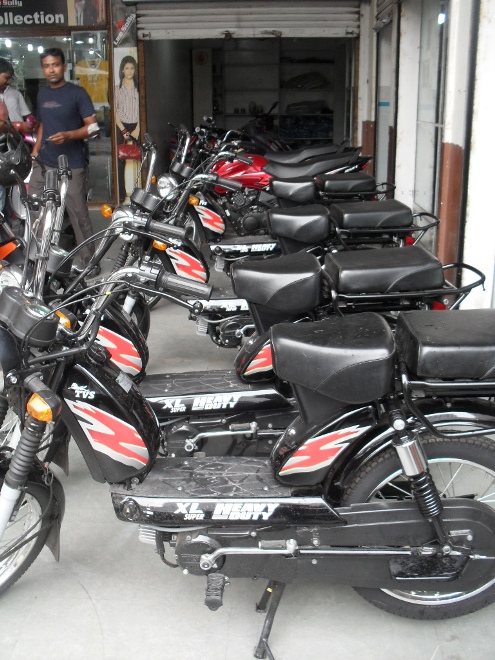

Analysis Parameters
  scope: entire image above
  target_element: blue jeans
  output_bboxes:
[0,185,5,212]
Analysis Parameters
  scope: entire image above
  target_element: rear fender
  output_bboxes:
[329,398,495,501]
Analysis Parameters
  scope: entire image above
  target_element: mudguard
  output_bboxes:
[0,454,65,560]
[272,398,495,492]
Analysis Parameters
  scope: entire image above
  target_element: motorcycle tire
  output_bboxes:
[342,434,495,619]
[0,481,53,595]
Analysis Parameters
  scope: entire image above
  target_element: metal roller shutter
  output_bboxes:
[127,1,361,40]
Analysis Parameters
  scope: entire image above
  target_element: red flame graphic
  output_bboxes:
[97,326,142,375]
[280,427,368,475]
[195,206,225,234]
[245,343,273,375]
[166,248,207,282]
[65,400,149,468]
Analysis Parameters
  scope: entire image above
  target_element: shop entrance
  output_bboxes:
[0,33,112,202]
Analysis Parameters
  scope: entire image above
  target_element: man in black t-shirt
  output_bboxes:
[30,48,99,269]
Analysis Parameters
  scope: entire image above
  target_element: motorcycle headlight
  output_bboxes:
[157,174,179,201]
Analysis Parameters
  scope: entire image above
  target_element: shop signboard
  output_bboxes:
[0,0,106,27]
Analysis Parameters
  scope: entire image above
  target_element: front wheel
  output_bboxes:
[342,435,495,619]
[0,480,53,595]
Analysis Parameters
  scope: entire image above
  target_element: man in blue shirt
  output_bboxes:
[30,48,99,269]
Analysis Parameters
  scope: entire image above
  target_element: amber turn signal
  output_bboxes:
[27,393,54,422]
[101,204,113,218]
[152,240,167,251]
[55,310,72,329]
[188,195,199,206]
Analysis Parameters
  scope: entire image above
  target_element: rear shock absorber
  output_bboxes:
[389,410,450,546]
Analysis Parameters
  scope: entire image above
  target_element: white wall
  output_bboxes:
[463,0,495,308]
[394,0,421,208]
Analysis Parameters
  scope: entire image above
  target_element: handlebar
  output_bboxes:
[214,176,243,192]
[44,169,59,193]
[156,271,212,300]
[145,219,187,240]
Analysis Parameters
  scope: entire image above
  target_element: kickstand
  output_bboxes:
[253,580,286,659]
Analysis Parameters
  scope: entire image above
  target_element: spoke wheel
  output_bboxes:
[342,435,495,619]
[0,408,20,448]
[0,482,52,595]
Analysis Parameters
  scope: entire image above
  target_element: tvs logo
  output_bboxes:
[68,383,95,399]
[195,206,225,234]
[65,400,149,469]
[244,343,273,376]
[96,326,142,376]
[166,248,207,282]
[279,426,369,475]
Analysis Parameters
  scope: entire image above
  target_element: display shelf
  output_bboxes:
[217,39,339,141]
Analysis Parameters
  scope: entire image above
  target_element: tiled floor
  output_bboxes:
[1,213,495,659]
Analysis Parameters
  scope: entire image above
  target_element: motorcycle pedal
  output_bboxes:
[205,573,229,611]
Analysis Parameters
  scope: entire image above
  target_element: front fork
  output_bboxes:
[389,407,450,546]
[0,375,61,541]
[0,416,47,539]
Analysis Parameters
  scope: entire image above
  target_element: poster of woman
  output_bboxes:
[114,48,140,203]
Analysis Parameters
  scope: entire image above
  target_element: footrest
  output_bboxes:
[205,573,229,611]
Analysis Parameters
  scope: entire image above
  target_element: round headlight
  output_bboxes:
[157,174,179,201]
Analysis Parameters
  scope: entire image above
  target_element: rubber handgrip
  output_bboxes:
[147,220,186,240]
[215,177,243,191]
[57,155,69,169]
[236,155,254,165]
[157,271,212,299]
[44,169,58,191]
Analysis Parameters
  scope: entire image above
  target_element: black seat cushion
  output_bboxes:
[263,149,359,179]
[329,199,412,229]
[264,144,339,165]
[325,245,445,294]
[315,172,377,194]
[268,205,330,243]
[271,313,395,404]
[396,310,495,379]
[231,252,322,313]
[269,177,316,204]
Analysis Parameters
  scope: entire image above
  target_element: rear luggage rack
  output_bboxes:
[329,211,439,250]
[324,262,485,316]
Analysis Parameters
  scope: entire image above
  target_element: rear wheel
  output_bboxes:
[342,435,495,619]
[0,481,52,595]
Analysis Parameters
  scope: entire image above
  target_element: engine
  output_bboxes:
[226,190,270,235]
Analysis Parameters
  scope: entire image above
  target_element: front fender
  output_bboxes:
[0,453,65,560]
[331,397,495,501]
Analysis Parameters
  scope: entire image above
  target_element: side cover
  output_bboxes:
[60,358,161,484]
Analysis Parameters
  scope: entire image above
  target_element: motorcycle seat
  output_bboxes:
[269,176,316,204]
[396,309,495,380]
[268,204,330,244]
[329,199,412,229]
[231,251,322,313]
[325,245,445,294]
[271,312,395,404]
[316,172,377,195]
[264,143,340,165]
[263,149,360,179]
